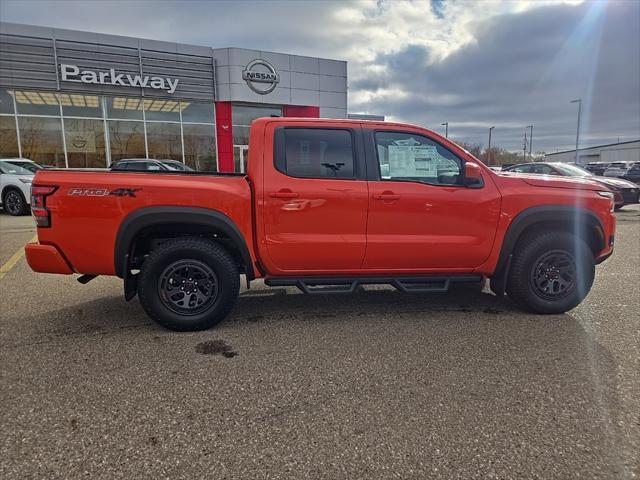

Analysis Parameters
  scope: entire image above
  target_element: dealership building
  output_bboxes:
[0,22,348,172]
[544,139,640,165]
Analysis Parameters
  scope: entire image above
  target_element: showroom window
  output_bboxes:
[18,116,66,167]
[0,116,20,159]
[64,118,106,169]
[276,128,355,179]
[374,131,463,186]
[108,120,146,162]
[0,89,217,171]
[232,104,281,172]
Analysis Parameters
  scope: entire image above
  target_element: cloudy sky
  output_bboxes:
[1,0,638,153]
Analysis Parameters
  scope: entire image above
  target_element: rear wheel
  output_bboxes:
[506,231,595,314]
[3,189,27,216]
[137,237,240,331]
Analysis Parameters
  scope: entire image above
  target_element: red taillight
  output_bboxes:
[31,185,58,228]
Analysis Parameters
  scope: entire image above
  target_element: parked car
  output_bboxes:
[26,117,616,331]
[603,161,636,178]
[622,162,640,185]
[502,162,640,208]
[110,158,195,172]
[584,162,610,176]
[0,158,43,215]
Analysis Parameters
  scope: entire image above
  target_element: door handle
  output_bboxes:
[373,193,400,201]
[269,190,299,199]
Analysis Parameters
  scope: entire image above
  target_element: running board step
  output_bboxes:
[264,275,482,295]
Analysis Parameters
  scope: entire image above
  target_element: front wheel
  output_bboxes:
[137,237,240,331]
[506,231,595,314]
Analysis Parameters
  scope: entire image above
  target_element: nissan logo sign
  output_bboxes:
[242,59,280,95]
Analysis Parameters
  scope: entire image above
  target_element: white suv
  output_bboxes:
[0,158,42,216]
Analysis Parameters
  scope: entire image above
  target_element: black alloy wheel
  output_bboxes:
[158,259,219,315]
[529,250,576,301]
[4,190,26,216]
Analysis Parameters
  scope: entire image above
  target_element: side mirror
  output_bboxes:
[464,161,484,188]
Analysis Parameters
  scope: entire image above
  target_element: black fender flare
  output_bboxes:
[491,205,605,293]
[114,206,254,280]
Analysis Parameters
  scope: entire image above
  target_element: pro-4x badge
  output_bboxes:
[109,188,141,197]
[68,187,141,197]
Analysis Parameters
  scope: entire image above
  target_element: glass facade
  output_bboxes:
[0,89,217,171]
[232,104,282,172]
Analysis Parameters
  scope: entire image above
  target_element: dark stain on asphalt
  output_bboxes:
[482,308,504,314]
[148,436,159,446]
[195,339,238,358]
[247,314,264,323]
[70,418,78,431]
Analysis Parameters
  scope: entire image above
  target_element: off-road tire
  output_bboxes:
[3,188,28,216]
[137,237,240,331]
[507,231,595,314]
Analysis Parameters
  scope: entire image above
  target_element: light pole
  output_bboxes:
[441,122,448,138]
[526,125,533,161]
[487,126,495,165]
[570,99,582,163]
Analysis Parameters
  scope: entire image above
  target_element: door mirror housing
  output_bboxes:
[464,161,484,188]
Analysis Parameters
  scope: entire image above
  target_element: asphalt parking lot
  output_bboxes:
[1,206,638,479]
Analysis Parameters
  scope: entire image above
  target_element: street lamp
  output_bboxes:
[526,125,533,161]
[570,99,582,163]
[487,126,495,165]
[441,122,448,138]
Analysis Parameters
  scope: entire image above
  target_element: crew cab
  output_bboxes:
[25,118,616,331]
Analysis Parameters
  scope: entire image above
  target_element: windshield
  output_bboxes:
[552,163,593,177]
[0,161,39,175]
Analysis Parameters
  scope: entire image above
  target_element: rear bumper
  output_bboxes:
[24,243,74,274]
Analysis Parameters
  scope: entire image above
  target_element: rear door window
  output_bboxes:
[276,128,355,179]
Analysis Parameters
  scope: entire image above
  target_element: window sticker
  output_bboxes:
[388,144,438,177]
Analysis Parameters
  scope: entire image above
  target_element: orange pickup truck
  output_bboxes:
[25,118,616,331]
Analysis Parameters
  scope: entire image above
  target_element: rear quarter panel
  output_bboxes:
[33,170,253,275]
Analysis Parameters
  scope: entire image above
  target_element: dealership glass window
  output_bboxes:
[374,131,462,185]
[106,96,144,120]
[12,90,61,116]
[278,128,355,179]
[18,116,66,167]
[146,122,182,161]
[0,89,15,115]
[0,116,20,158]
[183,124,216,171]
[143,98,181,122]
[181,101,214,124]
[64,118,106,168]
[108,120,146,161]
[232,126,250,145]
[232,105,281,127]
[60,94,102,118]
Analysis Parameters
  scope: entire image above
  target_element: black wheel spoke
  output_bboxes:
[530,249,577,301]
[158,260,218,316]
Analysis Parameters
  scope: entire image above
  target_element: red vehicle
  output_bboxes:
[25,118,616,331]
